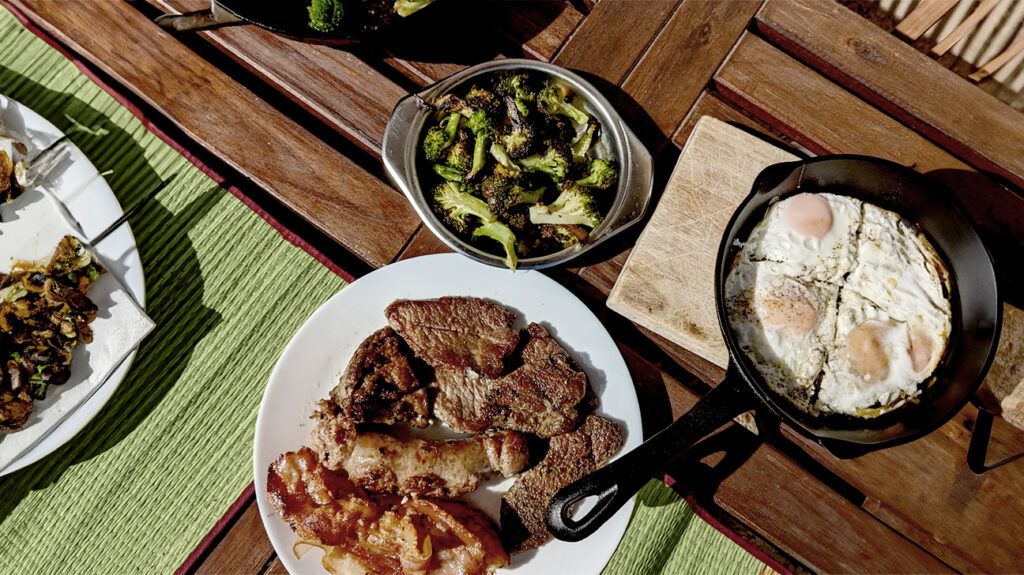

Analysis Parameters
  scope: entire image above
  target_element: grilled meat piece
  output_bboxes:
[385,297,519,378]
[500,415,624,552]
[331,327,430,428]
[311,397,529,498]
[434,323,588,437]
[340,429,528,498]
[0,360,32,430]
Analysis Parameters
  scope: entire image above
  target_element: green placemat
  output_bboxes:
[0,7,764,575]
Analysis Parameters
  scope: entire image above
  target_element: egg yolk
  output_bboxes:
[758,288,818,337]
[847,321,891,384]
[782,193,833,239]
[909,329,934,373]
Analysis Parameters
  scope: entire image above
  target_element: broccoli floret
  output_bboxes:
[423,112,461,162]
[433,164,465,182]
[445,130,473,172]
[465,86,500,115]
[394,0,435,17]
[482,172,544,215]
[432,181,495,234]
[571,121,598,160]
[501,95,536,159]
[528,184,602,228]
[489,142,522,174]
[434,94,472,119]
[496,72,537,117]
[575,157,618,190]
[541,224,590,248]
[538,83,589,125]
[466,110,494,180]
[308,0,343,32]
[518,146,570,181]
[473,220,518,271]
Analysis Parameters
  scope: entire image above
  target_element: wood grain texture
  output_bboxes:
[608,117,797,368]
[153,0,406,153]
[553,0,680,84]
[491,0,583,60]
[894,0,959,40]
[193,500,276,575]
[755,0,1024,189]
[618,347,954,575]
[715,33,971,173]
[930,0,1000,56]
[394,226,453,262]
[621,0,762,144]
[13,0,420,268]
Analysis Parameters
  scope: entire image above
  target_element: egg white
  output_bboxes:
[726,261,838,412]
[746,193,861,284]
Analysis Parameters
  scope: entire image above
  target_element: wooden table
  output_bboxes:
[9,1,1024,573]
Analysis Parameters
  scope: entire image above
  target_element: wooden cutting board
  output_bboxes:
[608,116,1024,429]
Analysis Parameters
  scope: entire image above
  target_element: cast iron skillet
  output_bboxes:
[546,155,1002,542]
[154,0,424,44]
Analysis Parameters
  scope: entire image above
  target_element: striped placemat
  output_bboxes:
[0,7,766,575]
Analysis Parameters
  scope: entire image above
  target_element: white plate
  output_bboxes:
[254,254,643,575]
[0,95,145,474]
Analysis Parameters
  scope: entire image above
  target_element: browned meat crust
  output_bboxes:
[385,297,519,378]
[331,326,429,428]
[499,415,624,552]
[434,323,587,437]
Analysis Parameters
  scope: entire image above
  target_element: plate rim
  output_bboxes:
[252,253,641,575]
[0,93,145,474]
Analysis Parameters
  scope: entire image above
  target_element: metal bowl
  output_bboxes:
[382,59,654,270]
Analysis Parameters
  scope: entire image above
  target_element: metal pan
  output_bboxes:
[546,155,1002,542]
[154,0,430,44]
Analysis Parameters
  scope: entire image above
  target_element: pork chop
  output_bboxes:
[433,323,587,437]
[500,415,624,552]
[385,297,519,378]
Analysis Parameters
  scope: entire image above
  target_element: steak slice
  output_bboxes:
[331,326,430,428]
[385,297,519,378]
[500,415,625,553]
[434,323,587,437]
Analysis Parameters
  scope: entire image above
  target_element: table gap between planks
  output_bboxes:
[8,0,1024,573]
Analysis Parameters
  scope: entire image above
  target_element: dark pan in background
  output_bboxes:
[546,155,1002,542]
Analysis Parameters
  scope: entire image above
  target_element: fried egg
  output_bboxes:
[817,292,923,416]
[745,193,861,284]
[726,261,838,412]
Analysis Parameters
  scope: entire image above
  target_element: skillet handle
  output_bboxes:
[155,5,242,32]
[546,368,756,542]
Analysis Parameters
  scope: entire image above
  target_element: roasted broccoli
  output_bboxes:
[482,172,545,215]
[434,94,472,119]
[571,121,598,160]
[423,112,462,162]
[575,157,618,190]
[394,0,435,17]
[489,142,522,174]
[473,220,518,271]
[501,96,536,159]
[496,72,536,117]
[308,0,343,32]
[519,145,570,181]
[445,130,473,172]
[432,181,495,234]
[466,110,494,180]
[541,224,590,248]
[538,83,589,125]
[529,184,602,228]
[433,164,465,182]
[465,86,500,115]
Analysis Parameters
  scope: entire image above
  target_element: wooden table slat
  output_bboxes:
[755,0,1024,190]
[11,0,420,268]
[153,0,407,154]
[553,0,681,85]
[194,500,276,575]
[619,0,763,147]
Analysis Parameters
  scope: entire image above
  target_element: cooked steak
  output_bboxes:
[500,415,624,552]
[385,297,519,378]
[341,429,529,498]
[434,323,588,437]
[331,326,430,428]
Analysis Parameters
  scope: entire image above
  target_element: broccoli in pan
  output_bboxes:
[420,71,619,270]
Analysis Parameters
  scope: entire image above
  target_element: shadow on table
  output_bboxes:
[0,73,221,524]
